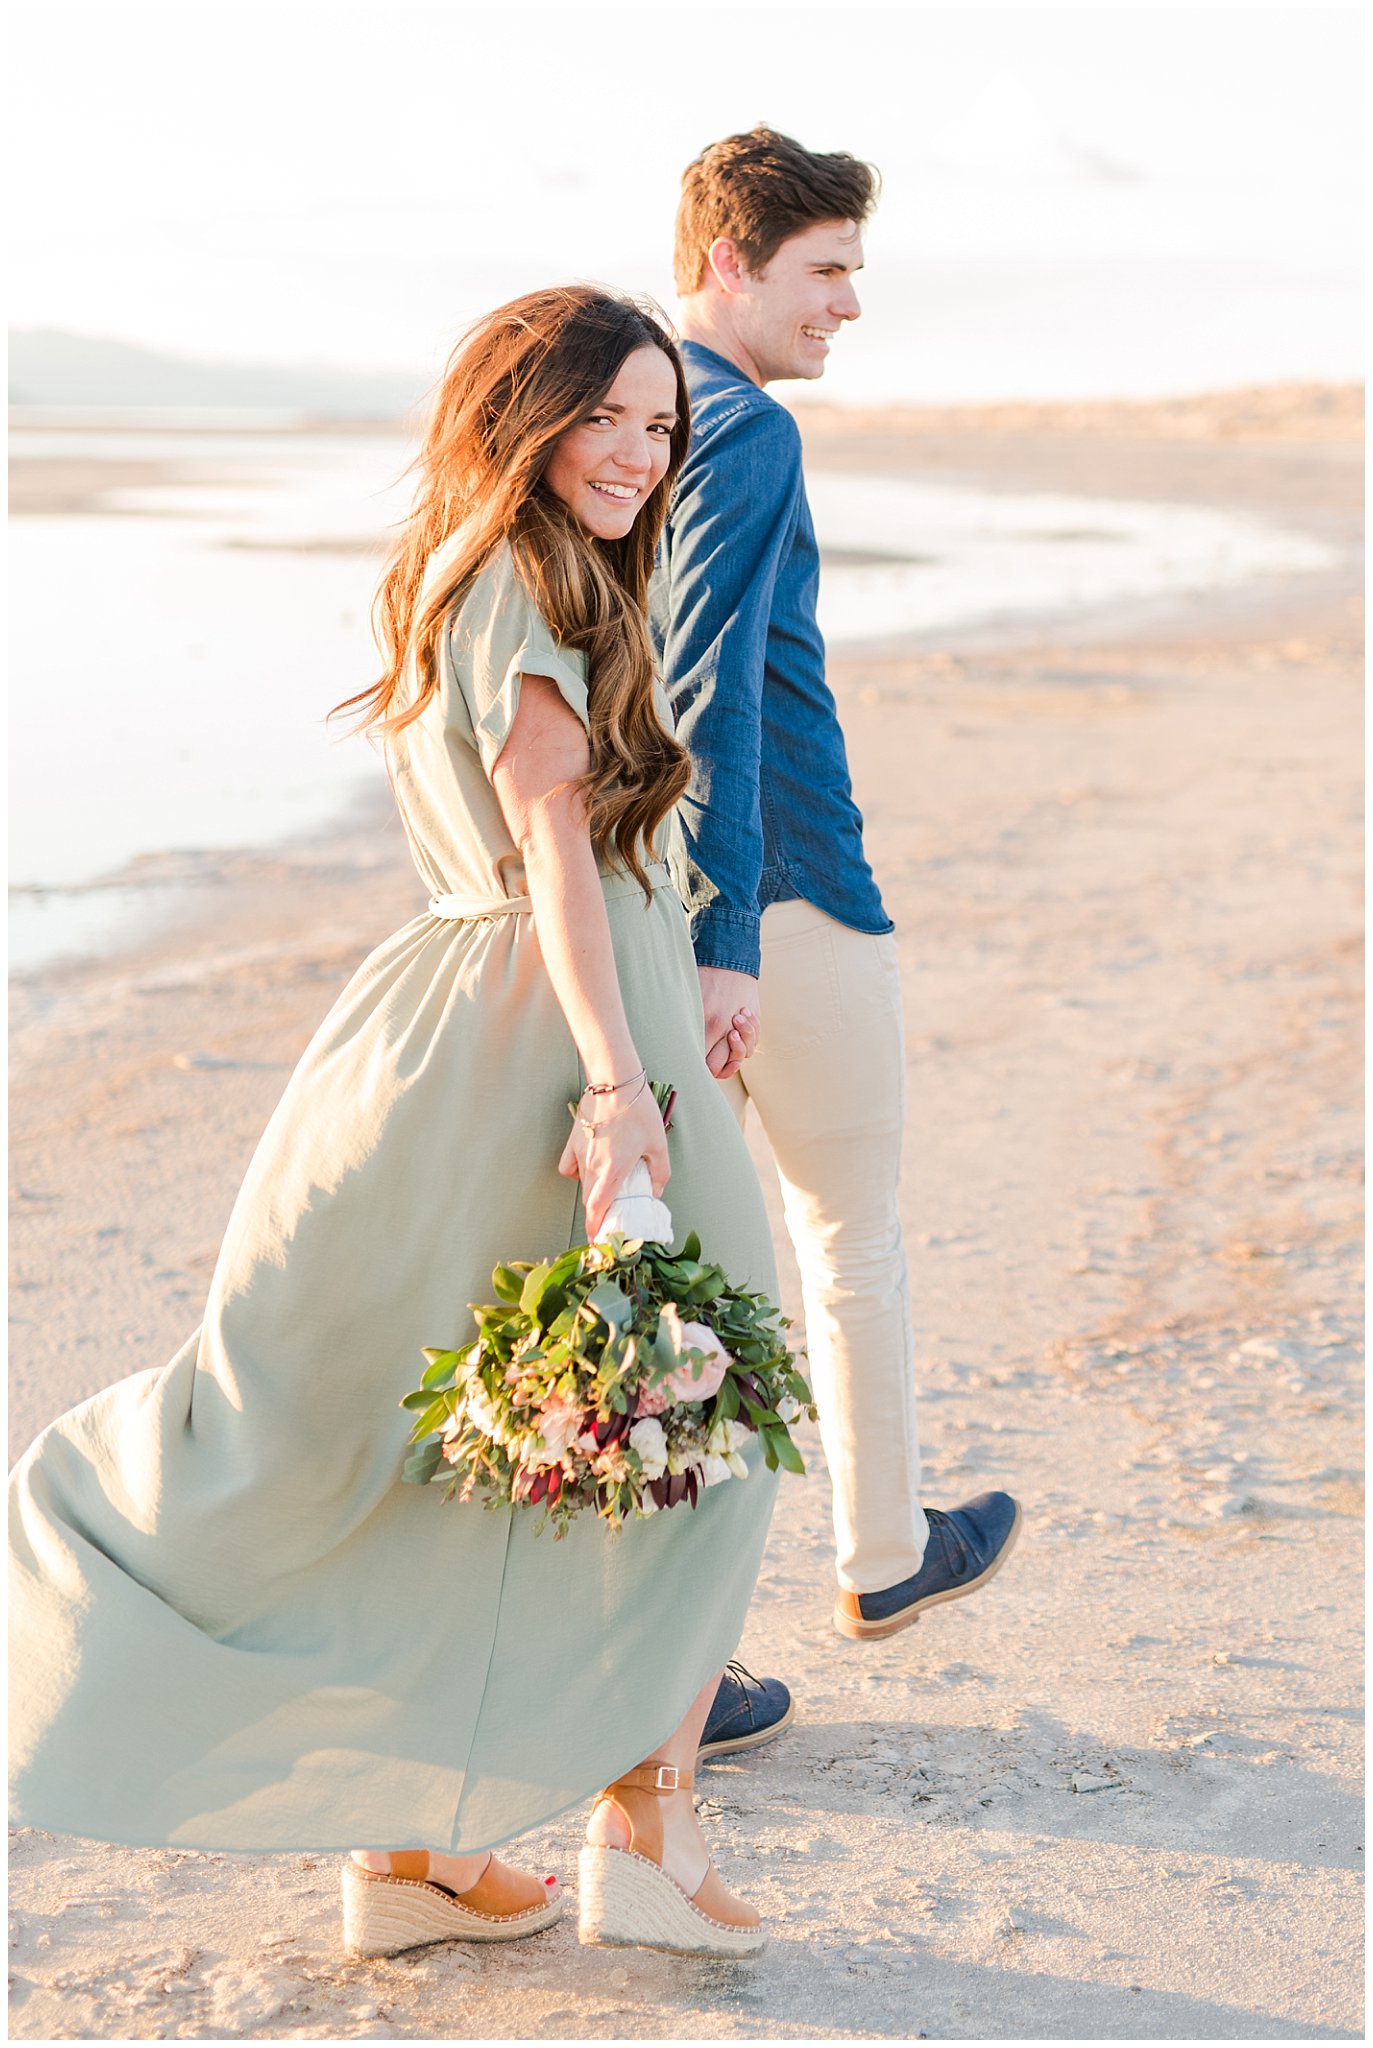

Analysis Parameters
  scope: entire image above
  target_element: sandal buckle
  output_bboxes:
[652,1764,680,1791]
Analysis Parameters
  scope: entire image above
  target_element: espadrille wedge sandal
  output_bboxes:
[578,1763,765,1957]
[342,1850,562,1957]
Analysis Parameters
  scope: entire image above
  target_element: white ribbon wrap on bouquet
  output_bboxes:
[600,1159,674,1244]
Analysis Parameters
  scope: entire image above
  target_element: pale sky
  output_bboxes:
[8,4,1364,401]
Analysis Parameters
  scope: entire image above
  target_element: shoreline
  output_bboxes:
[9,396,1364,2040]
[9,551,1354,1000]
[10,384,1363,985]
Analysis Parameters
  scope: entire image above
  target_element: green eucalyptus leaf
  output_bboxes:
[771,1431,806,1476]
[534,1284,568,1330]
[650,1318,679,1375]
[403,1441,444,1485]
[519,1262,552,1315]
[584,1279,633,1330]
[420,1350,462,1390]
[416,1394,455,1440]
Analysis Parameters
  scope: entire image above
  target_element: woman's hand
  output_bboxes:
[558,1082,671,1242]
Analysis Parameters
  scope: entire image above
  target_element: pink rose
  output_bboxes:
[528,1392,583,1469]
[659,1307,732,1404]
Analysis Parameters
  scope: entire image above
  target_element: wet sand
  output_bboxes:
[8,389,1364,2039]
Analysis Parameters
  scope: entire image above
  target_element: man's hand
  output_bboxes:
[698,966,761,1082]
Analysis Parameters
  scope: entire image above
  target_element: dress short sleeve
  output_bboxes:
[444,543,590,779]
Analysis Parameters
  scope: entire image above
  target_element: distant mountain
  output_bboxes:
[8,329,429,418]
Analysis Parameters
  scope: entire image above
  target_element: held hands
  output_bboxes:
[558,1076,671,1242]
[698,967,761,1081]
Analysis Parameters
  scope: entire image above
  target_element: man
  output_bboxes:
[662,129,1021,1761]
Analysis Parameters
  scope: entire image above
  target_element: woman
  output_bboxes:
[8,288,777,1960]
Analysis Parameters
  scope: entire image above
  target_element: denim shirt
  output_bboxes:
[649,339,892,978]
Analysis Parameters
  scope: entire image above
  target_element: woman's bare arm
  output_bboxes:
[491,674,669,1237]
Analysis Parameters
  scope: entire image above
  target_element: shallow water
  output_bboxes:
[9,427,1338,969]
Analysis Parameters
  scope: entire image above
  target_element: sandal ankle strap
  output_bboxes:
[606,1762,694,1797]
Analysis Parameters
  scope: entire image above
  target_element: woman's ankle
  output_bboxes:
[349,1847,493,1890]
[585,1785,711,1893]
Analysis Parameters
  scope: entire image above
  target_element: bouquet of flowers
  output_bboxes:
[400,1095,815,1536]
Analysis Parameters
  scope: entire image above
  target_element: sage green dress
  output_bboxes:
[8,539,780,1852]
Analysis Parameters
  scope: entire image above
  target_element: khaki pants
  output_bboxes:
[723,898,928,1594]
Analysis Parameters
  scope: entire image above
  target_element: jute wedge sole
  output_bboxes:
[342,1858,562,1958]
[577,1845,766,1957]
[833,1501,1023,1641]
[577,1761,765,1957]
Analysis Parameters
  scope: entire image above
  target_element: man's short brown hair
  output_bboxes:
[673,125,878,295]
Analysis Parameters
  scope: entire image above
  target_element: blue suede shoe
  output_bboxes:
[697,1660,795,1763]
[833,1491,1022,1641]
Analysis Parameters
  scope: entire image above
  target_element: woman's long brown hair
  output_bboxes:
[335,286,692,893]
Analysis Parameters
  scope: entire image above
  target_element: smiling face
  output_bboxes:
[542,345,680,539]
[713,218,863,386]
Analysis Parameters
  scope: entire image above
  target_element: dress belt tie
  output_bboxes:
[428,891,533,921]
[427,861,671,924]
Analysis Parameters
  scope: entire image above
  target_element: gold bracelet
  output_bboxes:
[581,1064,646,1100]
[575,1071,650,1133]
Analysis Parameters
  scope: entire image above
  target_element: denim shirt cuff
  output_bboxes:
[690,904,762,979]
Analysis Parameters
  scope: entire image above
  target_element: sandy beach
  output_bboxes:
[8,388,1364,2040]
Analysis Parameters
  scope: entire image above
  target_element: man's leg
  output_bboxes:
[735,898,927,1595]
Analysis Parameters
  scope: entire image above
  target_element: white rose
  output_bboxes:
[700,1454,734,1488]
[629,1416,669,1480]
[465,1384,499,1438]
